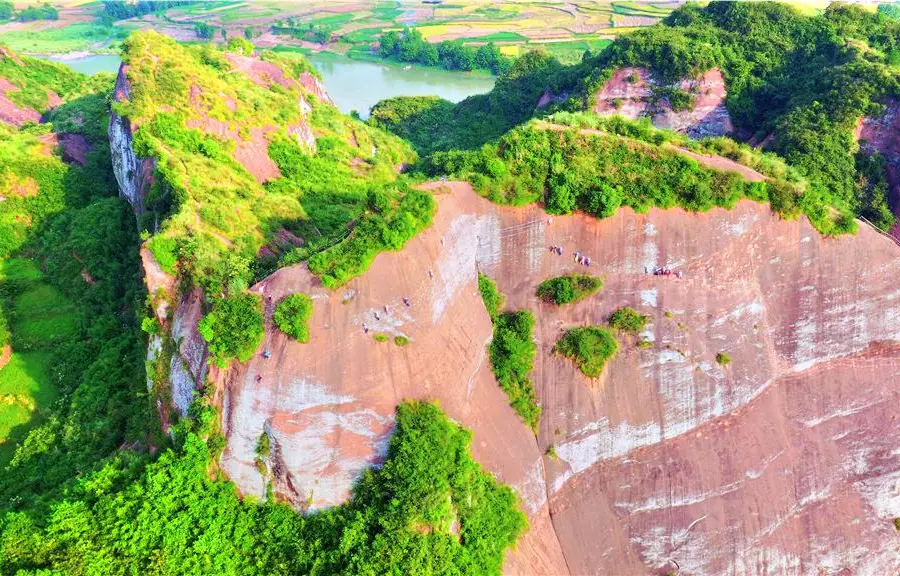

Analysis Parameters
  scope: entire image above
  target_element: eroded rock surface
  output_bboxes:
[593,67,733,138]
[109,64,155,217]
[220,181,900,575]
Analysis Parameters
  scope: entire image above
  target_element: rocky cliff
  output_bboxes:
[109,64,155,219]
[593,67,733,139]
[109,36,330,421]
[218,181,900,575]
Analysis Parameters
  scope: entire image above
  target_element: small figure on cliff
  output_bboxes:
[374,311,380,321]
[363,323,369,334]
[428,270,433,279]
[256,374,263,383]
[384,304,390,314]
[403,297,411,307]
[263,349,271,359]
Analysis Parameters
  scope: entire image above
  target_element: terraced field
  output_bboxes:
[0,1,680,64]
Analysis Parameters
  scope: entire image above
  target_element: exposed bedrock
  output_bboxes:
[218,181,900,574]
[109,64,155,218]
[593,66,734,139]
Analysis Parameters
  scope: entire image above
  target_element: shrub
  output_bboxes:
[716,351,731,366]
[373,333,388,342]
[489,310,540,430]
[198,292,264,366]
[478,273,504,320]
[273,293,313,343]
[536,274,602,306]
[394,335,409,346]
[554,326,618,378]
[609,307,648,334]
[255,432,270,457]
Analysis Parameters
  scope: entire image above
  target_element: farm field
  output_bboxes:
[0,1,682,64]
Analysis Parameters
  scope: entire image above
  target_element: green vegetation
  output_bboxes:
[394,335,409,346]
[0,399,526,575]
[370,50,569,155]
[0,33,536,575]
[609,307,648,334]
[488,310,540,431]
[554,326,618,378]
[894,517,900,531]
[119,31,423,296]
[432,121,781,223]
[373,332,388,342]
[478,276,539,430]
[0,1,12,20]
[536,274,602,306]
[576,1,900,232]
[478,272,504,321]
[15,3,57,22]
[273,292,313,343]
[0,50,151,512]
[102,0,196,21]
[716,351,731,366]
[379,28,510,74]
[198,293,264,366]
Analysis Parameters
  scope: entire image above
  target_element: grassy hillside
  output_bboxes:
[123,32,429,299]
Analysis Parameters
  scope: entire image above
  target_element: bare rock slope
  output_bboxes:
[218,181,900,575]
[593,67,733,139]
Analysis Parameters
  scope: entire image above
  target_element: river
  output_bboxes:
[41,52,495,118]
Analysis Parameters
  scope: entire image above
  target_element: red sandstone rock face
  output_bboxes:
[593,67,733,139]
[218,181,900,574]
[0,77,41,126]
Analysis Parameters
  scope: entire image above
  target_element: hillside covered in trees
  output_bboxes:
[372,1,900,234]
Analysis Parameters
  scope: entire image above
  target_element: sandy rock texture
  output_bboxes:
[217,181,900,575]
[593,67,733,139]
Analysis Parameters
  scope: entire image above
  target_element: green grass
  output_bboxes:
[0,22,126,53]
[0,351,54,460]
[0,258,42,283]
[716,352,731,366]
[458,32,529,43]
[373,333,388,342]
[11,283,77,350]
[554,326,618,378]
[394,335,409,346]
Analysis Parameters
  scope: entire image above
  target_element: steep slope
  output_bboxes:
[219,180,900,574]
[592,66,733,138]
[110,31,419,419]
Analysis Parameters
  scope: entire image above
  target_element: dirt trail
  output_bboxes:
[219,181,900,575]
[536,121,767,182]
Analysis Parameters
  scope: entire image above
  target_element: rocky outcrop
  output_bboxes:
[109,64,155,218]
[218,181,900,575]
[142,247,208,419]
[593,67,733,139]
